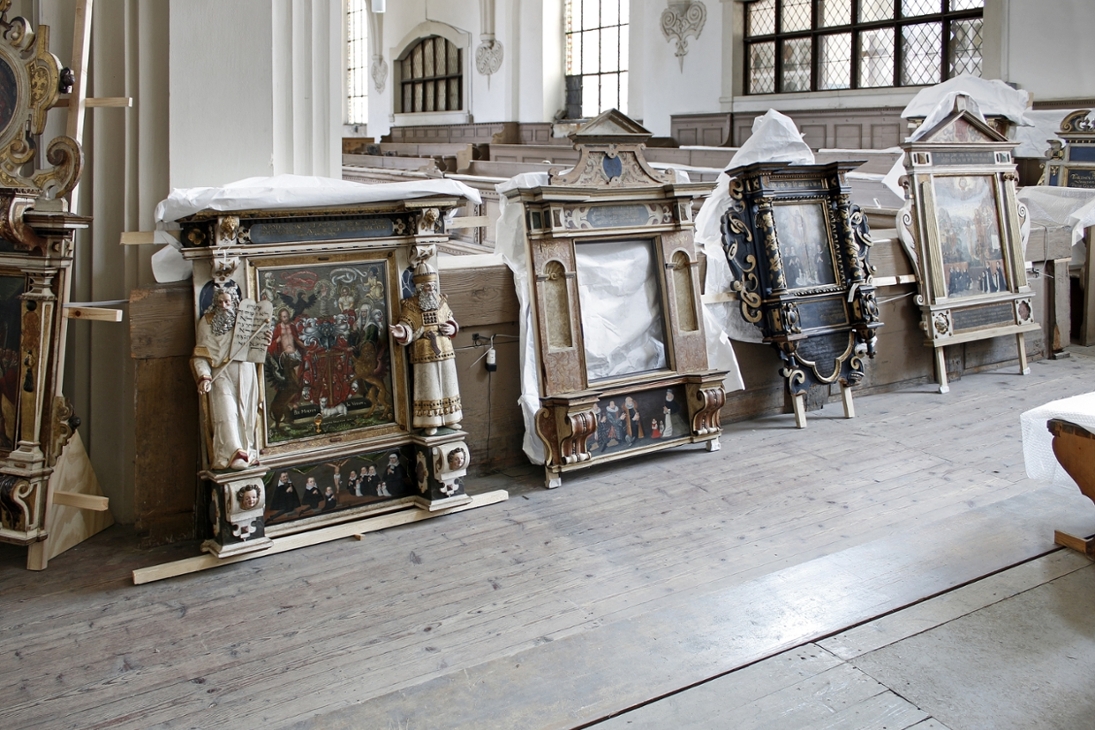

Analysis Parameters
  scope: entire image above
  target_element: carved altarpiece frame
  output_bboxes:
[1041,110,1095,189]
[178,197,481,558]
[503,110,728,488]
[0,5,90,569]
[900,101,1037,393]
[720,161,882,428]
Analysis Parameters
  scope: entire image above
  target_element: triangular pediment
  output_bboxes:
[918,98,1008,144]
[570,109,653,144]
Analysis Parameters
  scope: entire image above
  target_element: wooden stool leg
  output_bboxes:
[792,391,807,429]
[1017,333,1030,375]
[934,346,950,394]
[841,383,855,419]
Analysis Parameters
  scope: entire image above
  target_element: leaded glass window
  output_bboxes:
[565,0,630,117]
[744,0,983,94]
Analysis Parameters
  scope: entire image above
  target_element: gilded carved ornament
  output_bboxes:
[0,1,81,200]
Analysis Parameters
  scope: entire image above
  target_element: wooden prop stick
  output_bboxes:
[132,489,509,585]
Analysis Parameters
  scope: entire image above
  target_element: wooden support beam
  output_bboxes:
[120,231,156,245]
[64,306,124,322]
[86,97,132,108]
[132,489,509,585]
[52,490,110,511]
[448,216,489,229]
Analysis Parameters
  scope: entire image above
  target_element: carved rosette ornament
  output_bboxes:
[660,0,707,71]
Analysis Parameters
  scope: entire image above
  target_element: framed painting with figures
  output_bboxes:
[251,255,405,450]
[175,193,485,560]
[900,96,1039,393]
[719,160,882,428]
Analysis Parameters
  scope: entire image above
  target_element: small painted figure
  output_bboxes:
[302,476,323,511]
[360,465,379,496]
[623,396,644,444]
[324,485,338,511]
[381,452,404,497]
[269,472,301,516]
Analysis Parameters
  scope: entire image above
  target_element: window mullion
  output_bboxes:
[850,0,861,88]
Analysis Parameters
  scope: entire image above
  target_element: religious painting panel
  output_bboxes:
[932,174,1006,299]
[254,257,398,447]
[575,239,669,381]
[587,385,690,457]
[772,202,839,291]
[263,445,414,530]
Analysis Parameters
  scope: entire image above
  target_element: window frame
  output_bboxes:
[345,0,369,127]
[743,0,984,96]
[397,35,464,115]
[564,0,630,117]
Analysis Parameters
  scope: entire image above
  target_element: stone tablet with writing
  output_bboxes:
[231,298,273,363]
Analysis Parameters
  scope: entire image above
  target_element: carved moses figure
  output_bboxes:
[389,262,463,435]
[192,286,265,470]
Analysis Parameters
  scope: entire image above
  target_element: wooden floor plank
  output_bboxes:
[2,355,1094,728]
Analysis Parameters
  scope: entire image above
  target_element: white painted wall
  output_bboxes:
[170,0,341,188]
[632,0,725,136]
[1000,0,1095,103]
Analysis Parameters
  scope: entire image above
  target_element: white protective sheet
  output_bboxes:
[1020,392,1095,487]
[694,110,816,344]
[150,175,483,284]
[1012,109,1073,159]
[154,174,481,223]
[576,240,668,379]
[495,173,745,464]
[902,75,1033,130]
[1017,186,1095,267]
[907,92,992,142]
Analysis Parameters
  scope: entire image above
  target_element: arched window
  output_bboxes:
[399,36,463,113]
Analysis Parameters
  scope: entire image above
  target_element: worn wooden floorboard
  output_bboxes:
[2,355,1094,728]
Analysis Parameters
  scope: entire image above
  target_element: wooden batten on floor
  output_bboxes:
[132,489,509,585]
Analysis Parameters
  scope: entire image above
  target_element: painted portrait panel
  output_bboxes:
[586,385,689,457]
[263,447,412,528]
[576,239,668,381]
[0,275,21,452]
[773,202,837,290]
[933,175,1006,299]
[257,261,395,444]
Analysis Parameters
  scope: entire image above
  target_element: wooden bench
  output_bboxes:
[1048,417,1095,557]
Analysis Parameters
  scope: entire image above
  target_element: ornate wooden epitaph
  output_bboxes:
[502,109,728,488]
[0,2,90,569]
[178,196,485,558]
[899,97,1037,393]
[720,161,882,426]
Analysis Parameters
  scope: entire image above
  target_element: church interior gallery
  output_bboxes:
[4,1,1095,728]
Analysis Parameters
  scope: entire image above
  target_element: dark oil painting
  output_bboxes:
[259,261,395,444]
[264,447,412,527]
[0,275,22,451]
[0,57,15,138]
